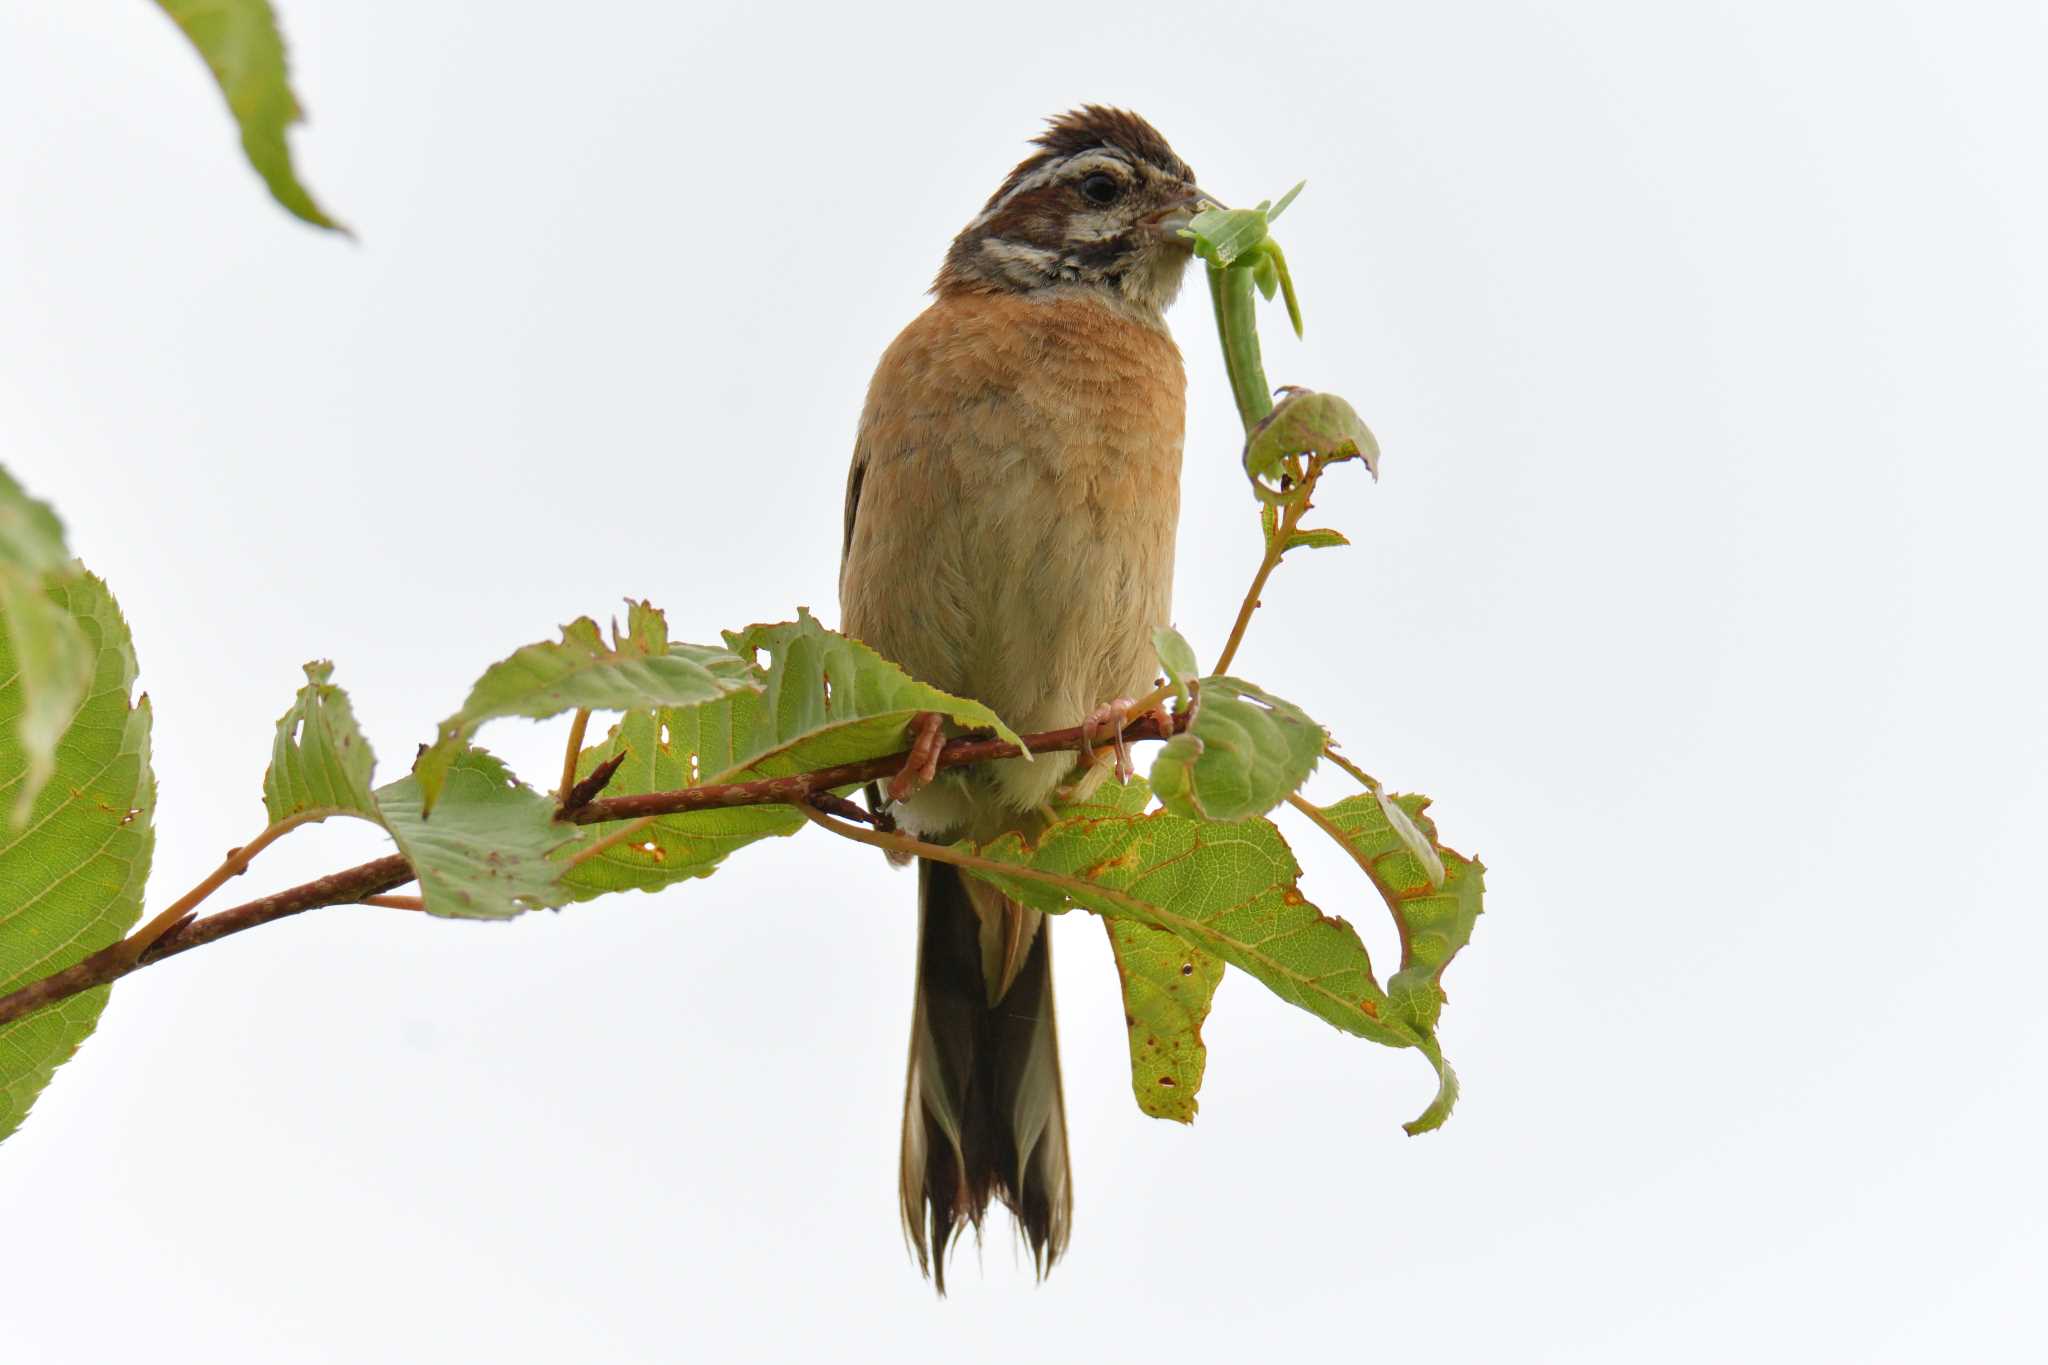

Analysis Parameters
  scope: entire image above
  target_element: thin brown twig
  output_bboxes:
[0,707,1191,1031]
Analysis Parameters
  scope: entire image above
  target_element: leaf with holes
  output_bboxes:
[1151,677,1325,823]
[1107,918,1225,1122]
[0,574,155,1143]
[151,0,344,230]
[417,601,756,813]
[375,750,573,919]
[1244,388,1379,499]
[962,807,1461,1133]
[559,694,804,898]
[263,661,378,824]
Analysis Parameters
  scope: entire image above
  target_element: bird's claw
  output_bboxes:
[887,711,946,803]
[1080,698,1137,784]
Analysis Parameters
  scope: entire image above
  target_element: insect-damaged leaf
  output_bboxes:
[264,661,378,824]
[376,750,574,919]
[962,806,1458,1133]
[417,601,755,813]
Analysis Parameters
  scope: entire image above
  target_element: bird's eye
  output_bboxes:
[1079,173,1122,206]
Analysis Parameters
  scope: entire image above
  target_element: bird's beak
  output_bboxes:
[1148,186,1222,243]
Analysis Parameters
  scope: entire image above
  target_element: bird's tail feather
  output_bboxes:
[900,858,1071,1292]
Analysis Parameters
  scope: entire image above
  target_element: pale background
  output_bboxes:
[2,1,2042,1360]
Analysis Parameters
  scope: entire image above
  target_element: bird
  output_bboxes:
[838,107,1207,1290]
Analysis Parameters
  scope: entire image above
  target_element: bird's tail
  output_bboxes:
[900,858,1071,1292]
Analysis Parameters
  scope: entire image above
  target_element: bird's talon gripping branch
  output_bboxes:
[1080,699,1138,783]
[887,711,946,802]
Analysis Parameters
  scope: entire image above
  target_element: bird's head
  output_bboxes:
[935,106,1210,317]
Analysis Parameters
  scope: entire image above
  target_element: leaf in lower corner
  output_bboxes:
[264,661,379,824]
[151,0,346,232]
[1150,676,1324,823]
[417,600,757,812]
[376,750,574,919]
[1106,919,1224,1122]
[0,574,156,1143]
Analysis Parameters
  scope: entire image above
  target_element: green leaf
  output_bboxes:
[1182,204,1272,269]
[1151,677,1324,823]
[0,468,72,575]
[1106,918,1224,1122]
[0,470,94,827]
[724,609,1024,777]
[1282,527,1350,553]
[375,750,574,919]
[1305,792,1484,1040]
[964,809,1464,1132]
[0,577,95,828]
[1292,789,1485,1134]
[1152,626,1199,709]
[1244,388,1379,498]
[151,0,344,232]
[1267,179,1306,222]
[263,660,378,824]
[0,574,155,1143]
[417,601,756,813]
[558,693,804,898]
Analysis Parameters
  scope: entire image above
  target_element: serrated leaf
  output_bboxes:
[375,750,573,919]
[558,693,804,898]
[1244,388,1380,496]
[1305,792,1484,1039]
[0,574,155,1143]
[1150,677,1324,823]
[151,0,344,232]
[263,660,377,824]
[1292,789,1484,1134]
[418,601,756,813]
[963,809,1458,1131]
[724,609,1024,777]
[1152,626,1199,709]
[1106,918,1224,1122]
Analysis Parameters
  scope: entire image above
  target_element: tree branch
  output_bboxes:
[0,708,1189,1029]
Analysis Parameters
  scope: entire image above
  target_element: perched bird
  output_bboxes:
[838,107,1206,1289]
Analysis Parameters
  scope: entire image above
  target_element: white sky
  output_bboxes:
[2,1,2043,1360]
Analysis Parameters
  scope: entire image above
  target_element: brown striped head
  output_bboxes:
[935,107,1209,315]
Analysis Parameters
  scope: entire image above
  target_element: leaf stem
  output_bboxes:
[558,708,591,803]
[119,808,331,962]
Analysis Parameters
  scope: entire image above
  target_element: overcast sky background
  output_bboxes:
[2,1,2043,1360]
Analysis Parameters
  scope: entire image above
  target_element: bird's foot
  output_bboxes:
[887,711,946,803]
[1078,698,1137,784]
